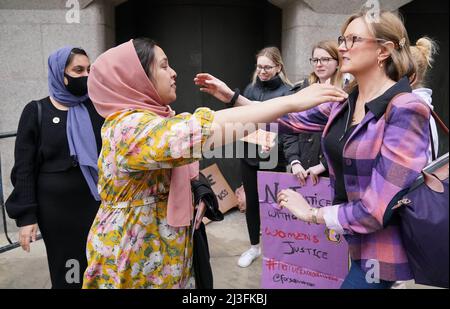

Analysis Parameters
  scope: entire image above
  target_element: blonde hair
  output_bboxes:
[410,37,438,88]
[342,9,416,92]
[251,47,292,86]
[308,40,344,87]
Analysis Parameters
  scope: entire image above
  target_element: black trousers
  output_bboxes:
[240,159,285,245]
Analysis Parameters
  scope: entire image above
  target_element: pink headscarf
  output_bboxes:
[88,40,198,227]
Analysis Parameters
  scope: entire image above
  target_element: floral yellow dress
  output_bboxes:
[82,107,214,289]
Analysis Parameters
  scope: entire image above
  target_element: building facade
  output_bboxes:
[1,0,448,234]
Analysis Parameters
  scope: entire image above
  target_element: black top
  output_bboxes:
[242,75,291,167]
[322,97,357,204]
[322,77,412,205]
[281,131,328,170]
[281,78,328,171]
[5,97,104,226]
[243,74,291,101]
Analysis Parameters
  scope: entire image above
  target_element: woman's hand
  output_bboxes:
[277,189,311,221]
[290,83,348,112]
[260,145,272,153]
[307,162,326,185]
[19,223,38,252]
[195,200,207,230]
[260,138,276,154]
[194,73,234,104]
[291,162,308,186]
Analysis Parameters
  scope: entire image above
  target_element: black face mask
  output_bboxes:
[64,73,88,97]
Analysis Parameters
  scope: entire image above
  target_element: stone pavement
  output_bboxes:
[0,209,438,289]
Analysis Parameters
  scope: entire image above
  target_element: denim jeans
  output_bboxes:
[340,260,395,289]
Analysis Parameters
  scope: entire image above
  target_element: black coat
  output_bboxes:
[5,97,104,227]
[191,173,224,289]
[241,75,291,168]
[280,79,328,171]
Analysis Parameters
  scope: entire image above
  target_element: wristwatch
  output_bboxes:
[310,207,320,225]
[228,88,240,106]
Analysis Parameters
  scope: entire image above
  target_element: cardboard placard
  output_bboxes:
[240,129,277,148]
[258,171,349,289]
[200,163,238,224]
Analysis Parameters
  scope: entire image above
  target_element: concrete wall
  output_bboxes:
[0,0,116,236]
[0,0,425,239]
[270,0,412,83]
[278,0,348,83]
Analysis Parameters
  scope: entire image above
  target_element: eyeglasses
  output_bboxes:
[256,65,277,72]
[309,57,336,66]
[338,35,388,50]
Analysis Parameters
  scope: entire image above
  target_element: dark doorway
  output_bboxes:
[400,0,449,156]
[116,0,282,188]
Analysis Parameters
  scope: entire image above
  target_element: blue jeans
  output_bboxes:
[340,261,395,289]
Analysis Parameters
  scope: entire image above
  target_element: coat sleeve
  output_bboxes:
[242,83,253,100]
[115,108,214,172]
[322,98,431,234]
[280,133,301,164]
[319,154,329,170]
[5,102,40,227]
[276,102,334,134]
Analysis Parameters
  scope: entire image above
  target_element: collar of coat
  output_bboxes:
[348,76,412,120]
[256,74,284,90]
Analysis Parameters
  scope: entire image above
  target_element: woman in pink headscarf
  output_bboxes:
[83,38,347,289]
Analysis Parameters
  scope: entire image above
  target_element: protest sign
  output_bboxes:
[201,164,238,224]
[240,129,277,148]
[258,171,348,288]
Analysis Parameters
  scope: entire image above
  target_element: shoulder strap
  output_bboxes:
[429,122,437,161]
[35,100,42,166]
[385,92,449,160]
[430,108,449,136]
[35,100,42,145]
[385,92,449,136]
[36,100,42,129]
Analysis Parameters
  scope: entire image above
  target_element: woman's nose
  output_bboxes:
[338,44,347,53]
[171,68,177,79]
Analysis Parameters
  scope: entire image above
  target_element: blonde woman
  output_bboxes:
[282,41,343,186]
[196,9,432,289]
[238,47,292,268]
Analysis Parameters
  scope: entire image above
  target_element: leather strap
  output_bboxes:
[385,92,449,137]
[384,93,449,193]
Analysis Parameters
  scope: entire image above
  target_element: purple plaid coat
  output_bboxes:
[278,78,431,281]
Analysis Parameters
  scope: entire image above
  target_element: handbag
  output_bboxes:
[384,94,449,288]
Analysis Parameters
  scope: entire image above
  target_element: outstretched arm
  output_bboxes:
[195,73,347,108]
[195,73,348,148]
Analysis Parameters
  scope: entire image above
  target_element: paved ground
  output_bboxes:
[0,209,438,289]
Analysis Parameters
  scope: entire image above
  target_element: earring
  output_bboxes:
[377,59,384,68]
